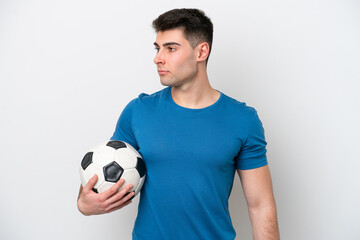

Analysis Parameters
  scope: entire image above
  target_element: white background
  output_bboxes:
[1,0,359,239]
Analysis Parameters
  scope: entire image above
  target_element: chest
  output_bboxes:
[133,110,246,173]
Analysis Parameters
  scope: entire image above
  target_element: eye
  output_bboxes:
[168,47,175,52]
[154,47,160,52]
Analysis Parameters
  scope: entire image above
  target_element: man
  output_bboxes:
[78,8,280,240]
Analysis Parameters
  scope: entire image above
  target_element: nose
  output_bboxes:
[153,50,165,65]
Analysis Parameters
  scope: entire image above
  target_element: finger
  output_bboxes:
[107,183,134,205]
[106,191,135,212]
[123,191,135,201]
[84,174,98,191]
[107,184,134,207]
[106,199,133,213]
[102,178,125,199]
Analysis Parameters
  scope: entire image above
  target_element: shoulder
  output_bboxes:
[131,87,168,105]
[221,92,259,120]
[125,87,169,110]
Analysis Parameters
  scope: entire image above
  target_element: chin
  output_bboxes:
[160,79,174,87]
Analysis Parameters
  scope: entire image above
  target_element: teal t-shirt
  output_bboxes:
[111,86,268,240]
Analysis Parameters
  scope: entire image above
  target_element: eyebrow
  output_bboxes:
[153,42,182,47]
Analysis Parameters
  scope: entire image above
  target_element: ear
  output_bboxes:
[196,42,210,63]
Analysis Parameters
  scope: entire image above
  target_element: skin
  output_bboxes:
[77,175,135,215]
[238,166,280,240]
[153,29,220,109]
[78,28,280,239]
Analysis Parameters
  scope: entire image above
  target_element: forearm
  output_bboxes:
[249,205,280,240]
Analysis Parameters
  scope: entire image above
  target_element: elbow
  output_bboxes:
[248,198,278,217]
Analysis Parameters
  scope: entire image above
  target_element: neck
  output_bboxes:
[170,72,220,109]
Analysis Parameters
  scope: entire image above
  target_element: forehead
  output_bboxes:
[155,29,190,45]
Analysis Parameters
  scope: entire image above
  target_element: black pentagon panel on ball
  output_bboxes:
[92,188,98,193]
[106,140,127,150]
[81,152,93,170]
[103,161,124,182]
[136,157,146,178]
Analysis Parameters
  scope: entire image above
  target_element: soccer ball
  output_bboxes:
[79,140,146,197]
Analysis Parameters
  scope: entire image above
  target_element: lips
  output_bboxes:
[158,70,169,75]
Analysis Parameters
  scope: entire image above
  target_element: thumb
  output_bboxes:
[84,174,98,191]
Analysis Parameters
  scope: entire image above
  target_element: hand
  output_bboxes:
[77,174,135,216]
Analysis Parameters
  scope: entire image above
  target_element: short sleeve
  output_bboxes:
[110,99,139,150]
[236,111,268,170]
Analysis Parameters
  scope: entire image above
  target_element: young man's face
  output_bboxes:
[153,29,198,87]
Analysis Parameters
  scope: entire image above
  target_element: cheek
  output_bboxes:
[176,54,196,70]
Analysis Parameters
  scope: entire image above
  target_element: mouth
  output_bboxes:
[158,70,169,75]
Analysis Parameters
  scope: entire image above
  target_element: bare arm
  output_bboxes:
[77,174,134,216]
[237,165,280,240]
